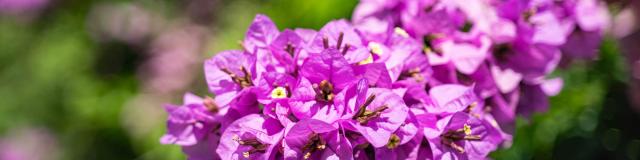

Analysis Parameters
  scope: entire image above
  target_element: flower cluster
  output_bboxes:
[159,0,610,159]
[352,0,609,129]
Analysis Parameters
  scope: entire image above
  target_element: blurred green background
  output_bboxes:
[0,0,638,159]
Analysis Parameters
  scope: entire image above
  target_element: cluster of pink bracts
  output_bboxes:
[159,0,610,159]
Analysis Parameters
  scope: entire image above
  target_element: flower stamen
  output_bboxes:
[314,80,335,102]
[441,138,465,153]
[440,123,482,153]
[341,44,351,55]
[353,94,389,125]
[323,36,329,49]
[464,102,478,113]
[232,135,269,158]
[399,68,423,82]
[337,32,344,50]
[203,96,219,113]
[285,43,295,57]
[221,66,254,88]
[301,133,327,159]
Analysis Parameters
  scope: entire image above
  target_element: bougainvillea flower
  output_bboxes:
[300,48,356,92]
[283,119,352,159]
[288,48,358,123]
[424,112,503,159]
[159,92,230,160]
[341,88,409,148]
[308,20,368,63]
[160,93,222,146]
[217,114,284,159]
[160,5,609,158]
[204,50,257,107]
[396,49,431,84]
[254,72,297,104]
[267,29,306,74]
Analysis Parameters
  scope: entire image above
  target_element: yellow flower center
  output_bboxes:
[270,87,288,99]
[386,134,401,149]
[463,124,472,135]
[394,27,410,38]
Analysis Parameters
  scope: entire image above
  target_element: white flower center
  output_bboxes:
[270,87,287,99]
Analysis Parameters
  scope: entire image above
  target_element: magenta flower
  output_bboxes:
[160,93,225,160]
[286,48,357,123]
[160,93,222,146]
[204,50,257,107]
[267,29,306,74]
[308,20,364,56]
[217,114,284,159]
[341,87,409,148]
[300,48,356,92]
[424,112,503,159]
[160,6,609,158]
[254,72,297,104]
[283,119,352,159]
